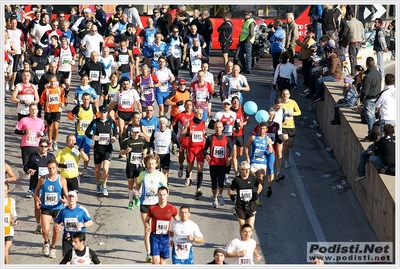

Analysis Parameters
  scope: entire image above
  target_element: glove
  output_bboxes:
[230,194,237,202]
[59,163,67,169]
[252,192,259,201]
[176,100,183,106]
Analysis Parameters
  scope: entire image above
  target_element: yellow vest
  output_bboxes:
[77,104,95,136]
[240,18,256,43]
[4,197,12,236]
[56,148,80,179]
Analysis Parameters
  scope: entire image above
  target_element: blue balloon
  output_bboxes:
[243,101,258,115]
[255,110,269,123]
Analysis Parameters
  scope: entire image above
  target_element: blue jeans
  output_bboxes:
[369,155,385,170]
[315,76,338,98]
[313,22,322,43]
[379,120,396,137]
[376,51,384,77]
[357,143,374,177]
[239,41,252,72]
[364,98,377,132]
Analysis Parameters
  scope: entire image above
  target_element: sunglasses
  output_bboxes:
[179,84,186,86]
[39,145,48,148]
[146,110,153,112]
[52,24,59,27]
[172,31,179,33]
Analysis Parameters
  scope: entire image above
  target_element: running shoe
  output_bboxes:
[81,168,89,178]
[42,242,50,256]
[212,199,218,208]
[49,248,56,258]
[102,187,109,197]
[96,185,102,196]
[266,188,273,197]
[224,176,231,186]
[276,172,285,182]
[146,254,152,263]
[26,190,33,198]
[35,224,42,234]
[178,168,183,178]
[128,201,134,210]
[185,177,192,187]
[218,195,225,206]
[134,196,140,207]
[194,189,203,198]
[284,160,290,169]
[52,142,58,151]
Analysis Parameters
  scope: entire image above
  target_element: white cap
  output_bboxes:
[83,8,92,13]
[67,190,78,197]
[222,99,231,104]
[132,127,141,133]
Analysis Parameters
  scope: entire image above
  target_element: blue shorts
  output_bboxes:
[76,135,92,155]
[172,245,194,264]
[201,109,208,121]
[156,90,170,107]
[150,233,170,259]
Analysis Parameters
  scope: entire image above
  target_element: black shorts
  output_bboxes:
[5,236,13,242]
[21,146,39,166]
[17,113,29,122]
[66,177,80,192]
[41,208,61,218]
[235,202,256,219]
[282,128,296,137]
[12,54,21,72]
[140,204,151,214]
[158,153,171,171]
[44,112,61,125]
[221,40,232,54]
[126,164,143,178]
[93,150,112,165]
[234,135,244,147]
[59,70,71,80]
[118,111,134,123]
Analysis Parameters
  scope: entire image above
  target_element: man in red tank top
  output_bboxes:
[204,122,233,208]
[180,108,206,198]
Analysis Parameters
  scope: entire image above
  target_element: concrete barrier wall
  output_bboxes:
[313,82,395,248]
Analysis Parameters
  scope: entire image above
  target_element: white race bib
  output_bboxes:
[44,192,58,205]
[130,152,142,165]
[195,92,207,102]
[89,70,100,81]
[98,133,110,145]
[38,167,49,176]
[121,97,132,109]
[239,189,252,202]
[239,256,253,265]
[253,148,265,161]
[79,120,91,131]
[26,133,37,144]
[223,125,233,136]
[64,217,79,232]
[156,140,168,147]
[48,93,60,104]
[191,131,203,142]
[119,54,129,64]
[175,241,191,259]
[156,220,169,234]
[64,160,77,172]
[213,146,225,159]
[3,213,10,227]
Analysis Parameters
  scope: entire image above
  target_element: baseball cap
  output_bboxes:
[178,78,186,84]
[127,23,134,28]
[83,8,92,13]
[327,39,336,49]
[99,106,108,113]
[214,248,226,256]
[67,190,78,197]
[222,99,231,105]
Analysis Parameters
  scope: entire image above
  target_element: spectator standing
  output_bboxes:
[238,11,256,74]
[373,18,388,77]
[94,5,106,37]
[123,5,144,30]
[157,5,173,39]
[296,25,316,94]
[285,13,299,64]
[217,12,234,66]
[310,5,323,45]
[318,5,337,42]
[374,74,396,136]
[360,57,382,136]
[189,9,201,29]
[269,19,285,72]
[198,10,213,59]
[342,9,364,75]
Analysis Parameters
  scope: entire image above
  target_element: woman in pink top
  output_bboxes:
[14,103,46,165]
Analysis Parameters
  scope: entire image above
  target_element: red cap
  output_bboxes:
[178,79,186,84]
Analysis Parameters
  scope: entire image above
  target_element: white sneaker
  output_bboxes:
[212,199,218,208]
[102,187,109,197]
[218,195,225,206]
[49,248,56,258]
[42,243,50,255]
[26,190,33,198]
[284,160,290,169]
[224,176,231,185]
[81,168,89,178]
[184,177,192,187]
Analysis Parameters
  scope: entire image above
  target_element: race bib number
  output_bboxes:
[156,140,168,147]
[35,69,45,79]
[64,217,78,232]
[192,131,203,142]
[213,146,225,159]
[229,88,240,98]
[191,59,202,71]
[285,109,293,120]
[119,54,129,64]
[266,133,275,144]
[98,133,110,145]
[239,189,252,202]
[147,35,155,45]
[48,93,60,104]
[159,81,169,92]
[253,148,265,161]
[239,257,252,265]
[79,120,91,131]
[121,97,132,109]
[38,167,49,176]
[175,242,191,259]
[146,126,155,136]
[172,48,181,58]
[44,192,58,205]
[156,220,169,235]
[64,160,77,171]
[130,152,142,165]
[154,51,163,61]
[89,70,100,81]
[223,125,233,135]
[4,213,10,227]
[26,133,37,144]
[195,92,207,102]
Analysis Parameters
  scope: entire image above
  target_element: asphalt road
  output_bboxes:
[4,53,388,266]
